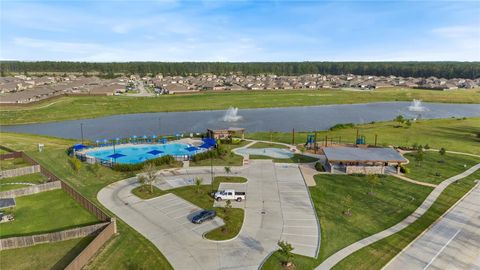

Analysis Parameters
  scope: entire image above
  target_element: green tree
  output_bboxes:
[405,119,412,128]
[224,166,231,175]
[277,241,295,267]
[439,147,446,156]
[367,174,380,195]
[395,115,405,124]
[194,176,203,194]
[142,163,157,193]
[341,194,353,216]
[69,156,82,172]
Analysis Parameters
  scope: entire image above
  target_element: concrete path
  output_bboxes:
[98,160,320,270]
[315,163,480,270]
[384,182,480,270]
[390,173,438,188]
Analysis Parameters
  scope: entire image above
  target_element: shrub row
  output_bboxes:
[314,162,325,172]
[191,145,227,162]
[112,155,175,172]
[329,123,355,131]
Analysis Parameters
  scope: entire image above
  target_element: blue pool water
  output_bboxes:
[84,143,199,164]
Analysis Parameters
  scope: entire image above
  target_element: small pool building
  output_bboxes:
[323,147,408,174]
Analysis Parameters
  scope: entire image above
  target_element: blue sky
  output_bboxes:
[1,0,479,61]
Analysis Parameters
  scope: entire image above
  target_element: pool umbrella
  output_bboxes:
[107,153,125,159]
[73,144,87,151]
[95,139,100,146]
[161,138,168,144]
[147,150,164,155]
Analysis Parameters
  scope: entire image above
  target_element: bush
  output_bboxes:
[191,145,227,162]
[399,165,410,174]
[112,155,175,172]
[351,173,366,177]
[329,123,355,131]
[314,162,325,172]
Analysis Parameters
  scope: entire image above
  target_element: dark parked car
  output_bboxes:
[191,210,216,224]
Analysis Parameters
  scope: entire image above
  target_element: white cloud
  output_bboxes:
[432,25,479,38]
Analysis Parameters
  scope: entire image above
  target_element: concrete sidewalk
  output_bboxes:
[315,163,480,270]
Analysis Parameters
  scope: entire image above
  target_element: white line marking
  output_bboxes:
[423,229,462,270]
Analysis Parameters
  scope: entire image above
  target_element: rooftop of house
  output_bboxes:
[323,147,408,163]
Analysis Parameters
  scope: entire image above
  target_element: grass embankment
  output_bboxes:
[2,88,479,125]
[248,141,289,149]
[131,176,247,241]
[404,151,479,184]
[190,141,249,167]
[0,189,99,238]
[250,153,318,163]
[261,174,433,270]
[247,117,480,155]
[0,236,95,270]
[0,173,47,191]
[0,158,29,170]
[334,170,480,270]
[0,132,174,270]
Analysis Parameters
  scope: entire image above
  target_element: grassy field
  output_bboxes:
[0,132,174,270]
[247,117,480,155]
[0,236,95,270]
[190,141,249,167]
[334,170,480,270]
[250,153,318,163]
[0,158,29,170]
[0,189,99,238]
[248,141,289,149]
[261,174,433,270]
[0,173,47,191]
[2,88,479,124]
[404,151,480,184]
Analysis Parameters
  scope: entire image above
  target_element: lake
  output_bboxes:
[2,102,479,140]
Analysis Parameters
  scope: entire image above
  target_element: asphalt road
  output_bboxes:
[385,183,480,270]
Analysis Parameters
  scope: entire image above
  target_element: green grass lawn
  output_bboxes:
[0,132,174,270]
[131,184,168,199]
[261,174,433,270]
[190,141,249,167]
[248,141,289,149]
[250,153,318,163]
[334,170,480,270]
[0,235,95,270]
[0,158,29,170]
[404,151,480,184]
[247,117,480,155]
[0,173,47,191]
[2,88,479,125]
[0,189,99,238]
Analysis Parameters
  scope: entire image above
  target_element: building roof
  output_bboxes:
[323,147,407,163]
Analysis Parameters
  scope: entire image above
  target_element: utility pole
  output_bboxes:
[314,131,317,154]
[210,155,214,193]
[158,118,161,135]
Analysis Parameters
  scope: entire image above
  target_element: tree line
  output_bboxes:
[1,61,479,79]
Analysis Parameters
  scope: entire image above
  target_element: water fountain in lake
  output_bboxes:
[408,99,426,112]
[223,107,243,122]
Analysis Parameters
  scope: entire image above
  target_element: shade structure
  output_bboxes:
[72,144,87,151]
[143,135,148,139]
[160,138,168,144]
[107,153,126,159]
[132,135,137,139]
[185,146,199,152]
[147,150,164,155]
[102,139,108,143]
[152,135,157,139]
[200,138,216,148]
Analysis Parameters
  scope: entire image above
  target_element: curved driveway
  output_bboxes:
[98,160,319,270]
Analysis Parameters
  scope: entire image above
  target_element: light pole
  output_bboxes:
[210,155,214,193]
[158,118,161,135]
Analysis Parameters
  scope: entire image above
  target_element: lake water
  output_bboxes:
[2,102,479,140]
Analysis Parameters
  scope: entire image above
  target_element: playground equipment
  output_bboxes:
[305,134,315,149]
[356,135,366,145]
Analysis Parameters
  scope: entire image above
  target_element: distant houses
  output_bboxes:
[1,73,479,104]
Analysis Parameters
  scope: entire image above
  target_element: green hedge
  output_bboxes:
[315,162,325,172]
[191,145,227,162]
[112,155,175,172]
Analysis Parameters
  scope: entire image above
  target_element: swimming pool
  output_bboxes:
[84,143,201,164]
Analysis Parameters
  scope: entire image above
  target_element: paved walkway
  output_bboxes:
[315,163,480,270]
[390,173,438,188]
[98,160,320,270]
[384,182,480,270]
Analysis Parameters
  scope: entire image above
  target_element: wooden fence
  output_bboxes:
[65,221,117,270]
[0,180,61,198]
[0,222,109,250]
[0,151,117,269]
